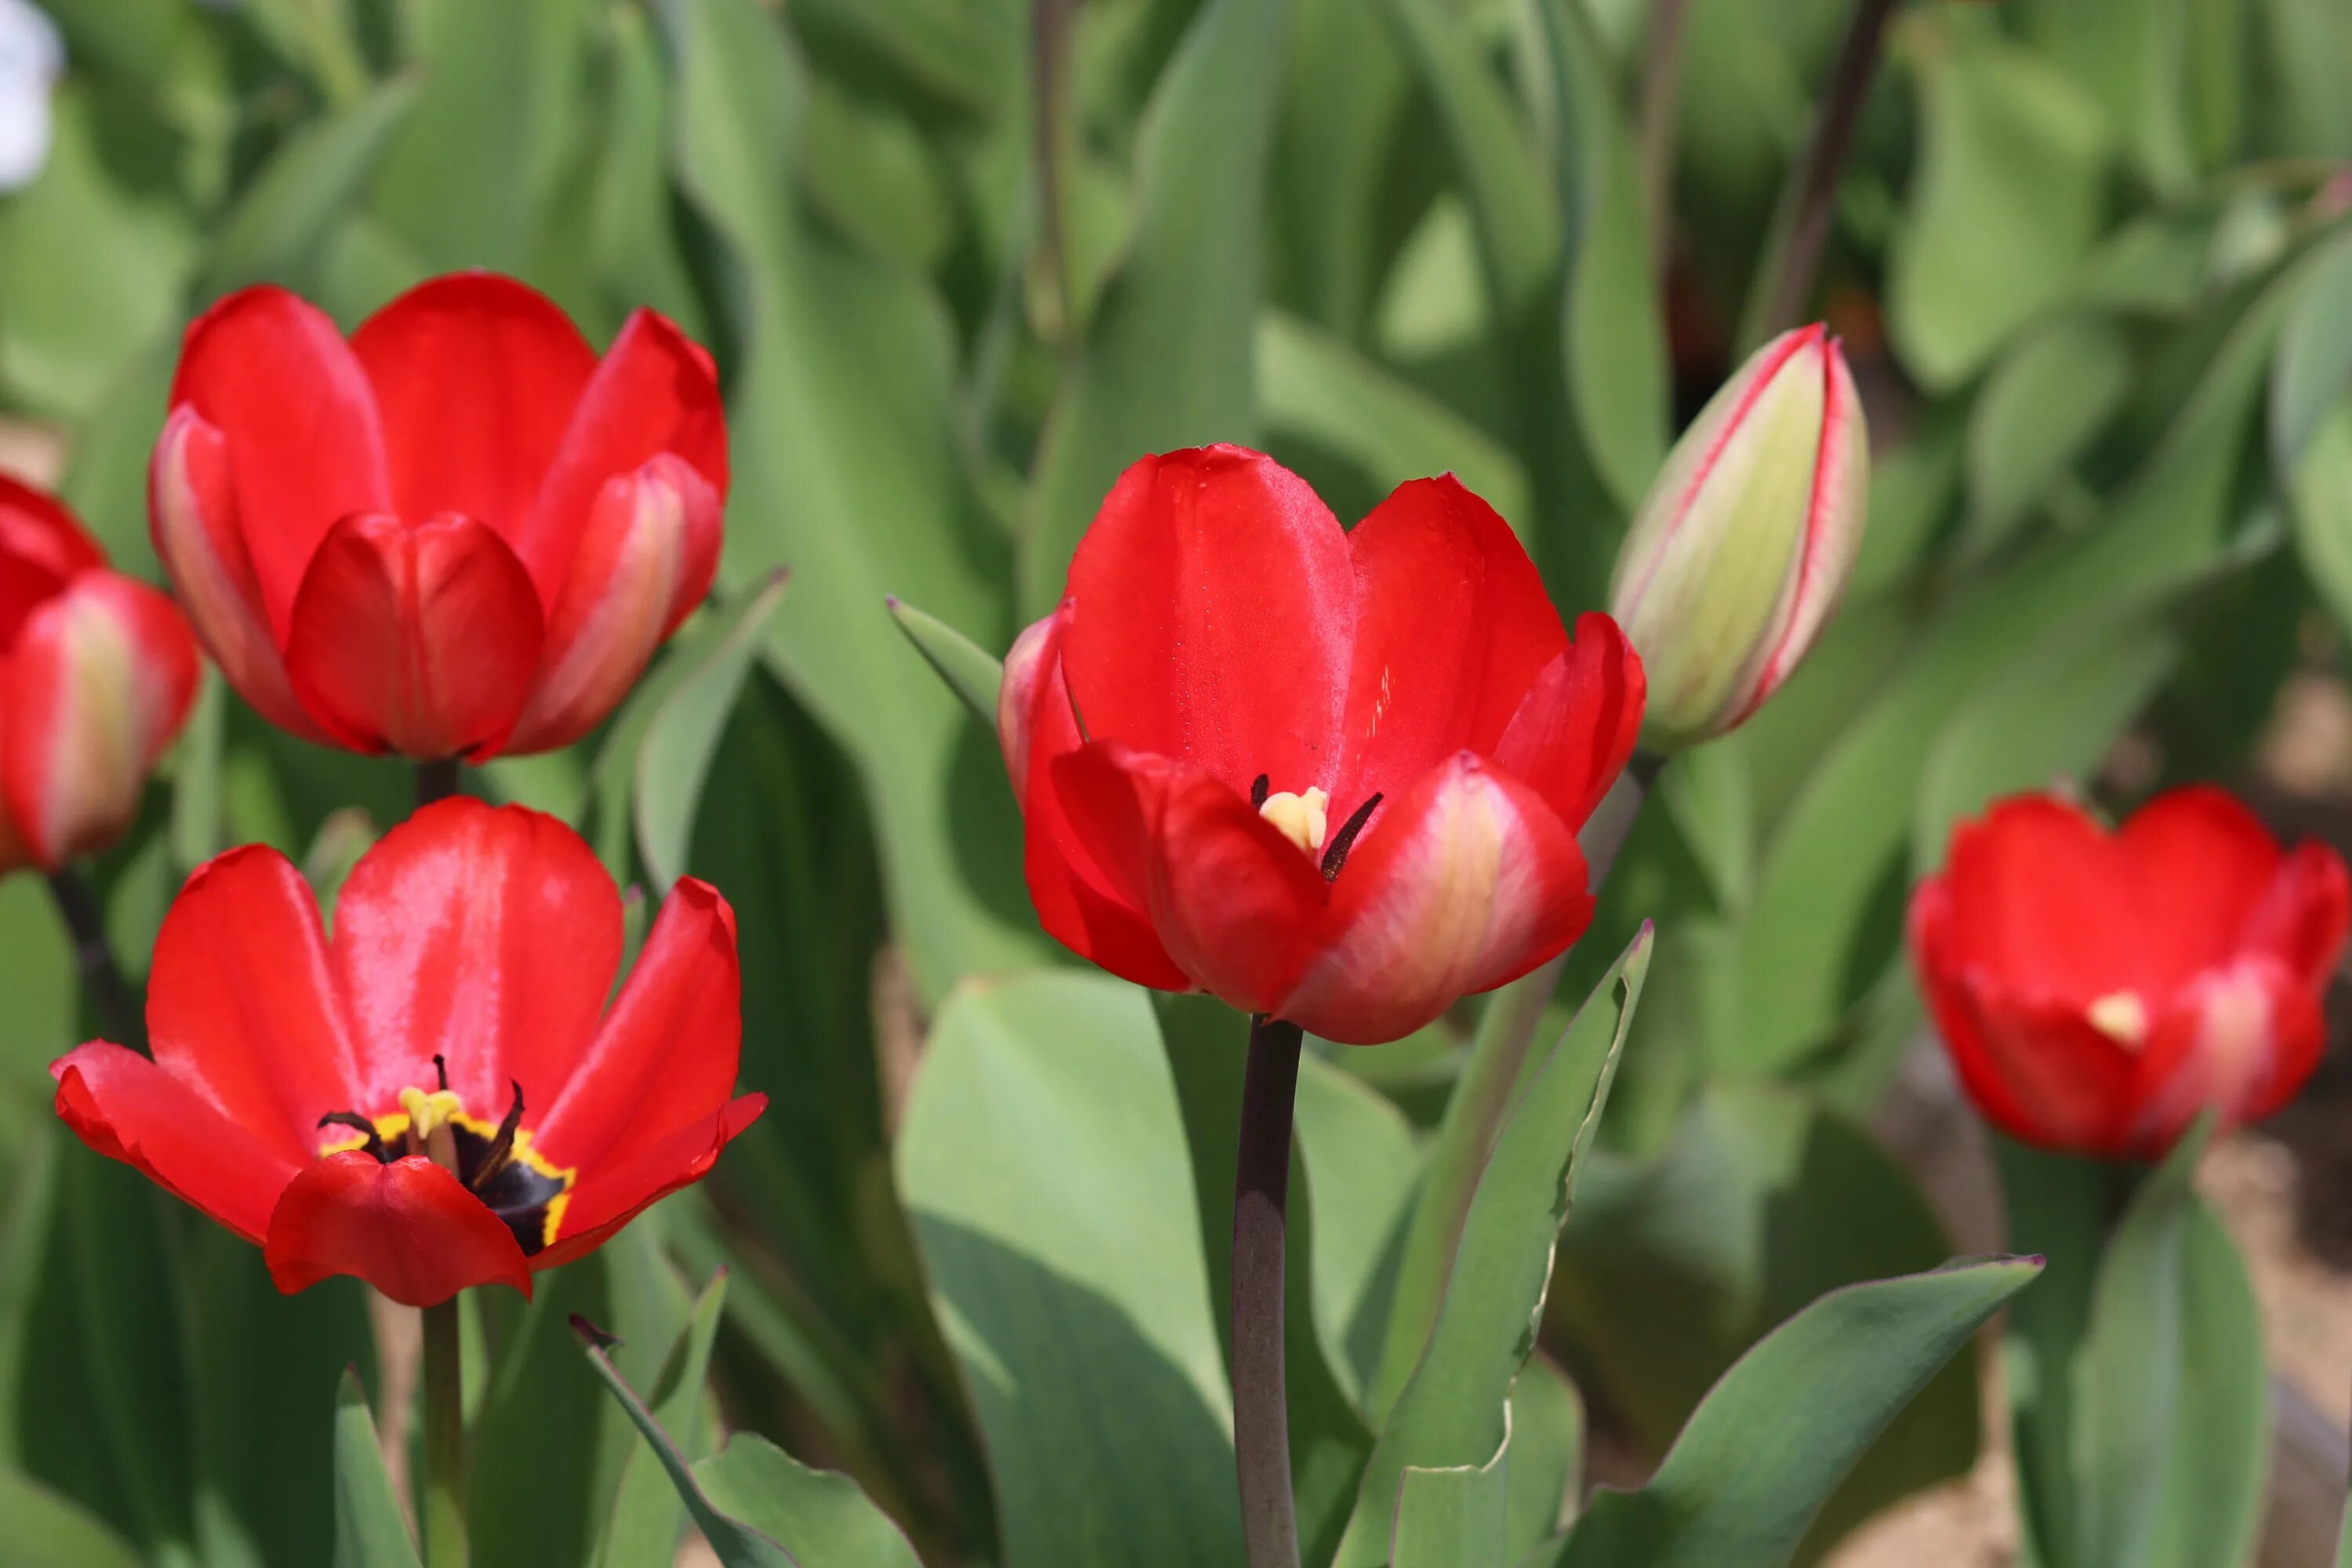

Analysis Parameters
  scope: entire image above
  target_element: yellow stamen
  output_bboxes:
[1259,787,1330,855]
[398,1086,466,1142]
[2087,990,2148,1048]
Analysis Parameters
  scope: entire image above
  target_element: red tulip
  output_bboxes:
[0,475,199,873]
[150,273,728,761]
[1910,787,2350,1160]
[50,798,764,1306]
[1001,445,1645,1045]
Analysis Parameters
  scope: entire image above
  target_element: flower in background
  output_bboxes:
[0,475,199,873]
[51,798,765,1306]
[1609,323,1868,749]
[1001,445,1645,1045]
[1910,787,2350,1161]
[151,273,728,761]
[0,0,60,194]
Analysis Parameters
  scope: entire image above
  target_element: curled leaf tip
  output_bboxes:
[569,1312,621,1351]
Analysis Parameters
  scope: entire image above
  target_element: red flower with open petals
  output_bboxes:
[1911,787,2350,1161]
[50,798,764,1306]
[0,474,199,873]
[150,273,728,761]
[1000,445,1645,1044]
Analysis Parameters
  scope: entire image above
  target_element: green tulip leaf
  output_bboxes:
[593,1268,731,1568]
[885,597,1004,733]
[2270,225,2352,472]
[330,1370,421,1568]
[199,71,422,296]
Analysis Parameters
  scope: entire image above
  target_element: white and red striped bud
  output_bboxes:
[1608,324,1868,748]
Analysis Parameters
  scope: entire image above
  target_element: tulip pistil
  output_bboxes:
[1258,787,1330,856]
[315,1063,576,1254]
[2087,990,2148,1048]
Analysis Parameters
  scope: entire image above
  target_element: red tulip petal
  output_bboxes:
[264,1151,532,1306]
[1279,753,1590,1044]
[1051,741,1327,1014]
[0,474,102,645]
[284,511,543,759]
[1490,613,1648,832]
[351,274,597,551]
[2242,840,2352,989]
[2128,956,2321,1158]
[52,1043,300,1245]
[2116,786,2284,978]
[532,1092,764,1270]
[532,877,739,1171]
[146,844,362,1165]
[169,286,390,638]
[330,798,622,1123]
[2,572,200,868]
[1062,447,1354,799]
[1336,477,1565,818]
[1940,794,2145,1006]
[149,408,325,739]
[1006,606,1189,991]
[502,453,722,753]
[518,308,727,606]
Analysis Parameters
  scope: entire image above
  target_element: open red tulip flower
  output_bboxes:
[50,799,764,1307]
[1911,787,2350,1162]
[150,273,728,762]
[1000,445,1646,1045]
[0,475,199,873]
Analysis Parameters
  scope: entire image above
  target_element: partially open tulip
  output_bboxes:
[0,475,199,873]
[150,273,727,761]
[51,798,764,1306]
[1910,787,2349,1161]
[1609,323,1867,748]
[1001,445,1645,1044]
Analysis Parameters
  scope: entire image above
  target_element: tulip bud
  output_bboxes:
[1607,324,1867,748]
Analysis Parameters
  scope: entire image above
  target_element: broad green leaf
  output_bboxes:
[0,1460,143,1568]
[1886,13,2111,390]
[634,572,793,891]
[788,0,1019,119]
[1293,1054,1424,1410]
[887,597,1004,732]
[1994,1137,2106,1568]
[1507,1357,1585,1552]
[594,1269,728,1568]
[2255,0,2352,159]
[2147,1200,2267,1568]
[898,973,1243,1566]
[1542,1257,2042,1568]
[2290,399,2352,639]
[1393,1461,1508,1568]
[1256,310,1533,529]
[1552,1083,1986,1559]
[1269,0,1413,333]
[198,73,422,296]
[2018,0,2241,194]
[1022,0,1295,614]
[0,877,71,1088]
[329,1372,420,1568]
[588,2,706,340]
[1331,931,1651,1568]
[695,1439,924,1568]
[798,82,956,274]
[2270,225,2352,472]
[1965,315,2133,551]
[666,0,1040,1000]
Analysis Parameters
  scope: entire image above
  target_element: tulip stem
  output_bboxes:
[45,868,144,1051]
[1739,0,1899,350]
[416,759,461,811]
[1232,1012,1304,1568]
[421,1296,469,1568]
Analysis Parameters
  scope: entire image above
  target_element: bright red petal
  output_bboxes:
[351,274,597,553]
[284,511,543,759]
[1490,613,1647,832]
[1052,741,1326,1014]
[330,798,621,1123]
[1335,477,1565,820]
[53,1043,301,1245]
[532,877,739,1172]
[1939,794,2146,1007]
[517,308,727,607]
[2127,956,2321,1158]
[533,1092,764,1270]
[1062,447,1354,799]
[146,844,362,1166]
[1279,753,1589,1044]
[1007,606,1189,991]
[2242,840,2352,989]
[2,571,200,868]
[169,286,390,639]
[263,1152,532,1306]
[2118,786,2285,982]
[0,474,102,645]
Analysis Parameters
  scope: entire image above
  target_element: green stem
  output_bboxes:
[45,867,145,1052]
[421,1296,469,1568]
[415,759,460,810]
[1230,1013,1304,1568]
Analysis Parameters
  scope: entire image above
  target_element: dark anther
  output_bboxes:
[431,1054,449,1091]
[1250,773,1270,809]
[1320,792,1384,880]
[317,1111,388,1163]
[474,1080,526,1189]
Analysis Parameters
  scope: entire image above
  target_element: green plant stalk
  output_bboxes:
[45,866,145,1051]
[421,1295,469,1568]
[1231,1012,1305,1568]
[416,758,461,810]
